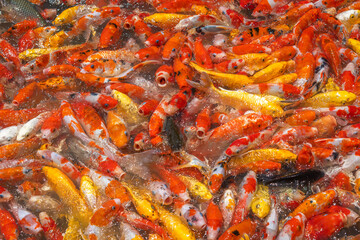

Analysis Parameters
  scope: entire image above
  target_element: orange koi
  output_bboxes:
[218,218,257,240]
[162,32,186,60]
[106,83,147,101]
[288,189,337,220]
[318,34,341,77]
[0,137,42,160]
[135,46,162,61]
[12,82,42,107]
[145,30,173,47]
[293,8,321,39]
[43,64,80,77]
[2,19,38,39]
[305,212,346,240]
[195,107,211,139]
[139,99,160,116]
[90,198,123,226]
[208,113,273,143]
[194,37,213,69]
[67,49,97,67]
[99,16,123,49]
[0,207,18,240]
[173,58,192,89]
[0,39,20,69]
[179,44,192,64]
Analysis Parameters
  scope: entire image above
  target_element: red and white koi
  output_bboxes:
[37,150,82,186]
[263,196,279,240]
[173,199,206,231]
[148,179,173,205]
[8,201,43,235]
[17,112,51,141]
[225,124,278,157]
[39,212,63,240]
[276,212,306,240]
[231,171,257,225]
[206,201,223,240]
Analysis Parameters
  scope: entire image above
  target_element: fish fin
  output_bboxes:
[186,72,214,92]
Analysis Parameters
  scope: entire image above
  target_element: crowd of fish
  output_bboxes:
[2,0,360,239]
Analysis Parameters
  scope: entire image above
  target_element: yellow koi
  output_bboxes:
[190,61,253,89]
[251,60,295,83]
[112,90,146,126]
[347,38,360,55]
[177,175,212,201]
[251,185,270,219]
[226,53,274,75]
[148,233,163,240]
[188,73,284,117]
[122,182,159,222]
[191,5,219,17]
[64,216,83,240]
[302,91,357,107]
[80,175,97,211]
[43,166,92,228]
[267,73,298,84]
[229,29,241,41]
[322,78,340,92]
[53,5,98,26]
[44,30,69,48]
[228,148,297,169]
[144,13,191,29]
[153,203,196,240]
[19,44,85,61]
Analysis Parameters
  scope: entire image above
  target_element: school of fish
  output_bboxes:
[1,0,360,239]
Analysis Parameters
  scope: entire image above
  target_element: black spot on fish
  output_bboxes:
[248,29,254,37]
[108,22,118,28]
[267,28,275,34]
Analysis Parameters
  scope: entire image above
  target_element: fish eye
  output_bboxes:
[104,104,109,107]
[111,9,114,13]
[51,129,56,133]
[91,64,95,68]
[112,206,116,210]
[172,48,176,52]
[234,66,238,69]
[156,40,159,43]
[145,54,149,58]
